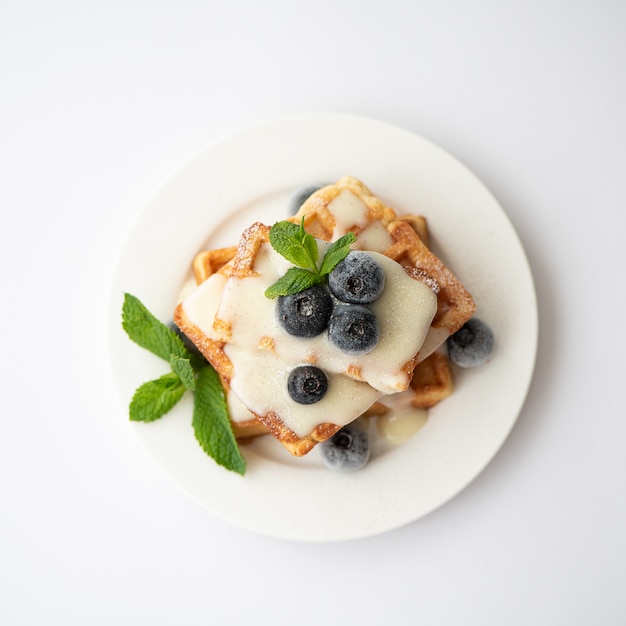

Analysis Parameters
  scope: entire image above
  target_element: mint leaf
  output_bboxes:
[301,231,319,267]
[265,219,356,298]
[129,372,186,422]
[122,293,190,362]
[170,355,196,391]
[269,218,318,271]
[319,232,357,276]
[264,267,318,298]
[193,365,246,475]
[269,219,299,244]
[269,221,309,266]
[297,217,319,268]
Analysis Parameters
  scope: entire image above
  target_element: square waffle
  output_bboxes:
[175,177,474,456]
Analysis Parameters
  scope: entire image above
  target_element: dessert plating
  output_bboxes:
[174,177,476,457]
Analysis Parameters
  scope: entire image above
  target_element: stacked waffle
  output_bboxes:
[174,177,475,456]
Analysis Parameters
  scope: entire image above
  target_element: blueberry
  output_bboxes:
[328,305,380,355]
[321,422,370,472]
[288,184,325,215]
[328,251,385,304]
[276,285,333,338]
[447,318,495,367]
[287,365,328,404]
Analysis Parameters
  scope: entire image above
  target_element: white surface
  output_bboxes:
[108,114,537,541]
[1,0,624,624]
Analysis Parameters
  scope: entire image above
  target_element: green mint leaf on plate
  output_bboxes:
[193,365,246,475]
[265,219,356,298]
[264,267,318,298]
[129,373,186,422]
[122,293,190,362]
[319,232,357,276]
[123,293,245,475]
[170,355,196,391]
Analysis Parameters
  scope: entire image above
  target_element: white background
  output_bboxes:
[1,1,625,624]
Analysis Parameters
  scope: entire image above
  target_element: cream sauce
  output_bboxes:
[377,408,429,444]
[329,189,371,239]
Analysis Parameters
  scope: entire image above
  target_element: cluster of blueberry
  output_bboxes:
[277,251,386,405]
[278,251,388,472]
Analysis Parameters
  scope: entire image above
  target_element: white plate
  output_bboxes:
[107,113,537,542]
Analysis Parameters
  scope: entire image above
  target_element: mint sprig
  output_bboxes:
[122,293,246,475]
[264,218,356,298]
